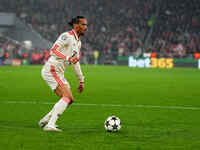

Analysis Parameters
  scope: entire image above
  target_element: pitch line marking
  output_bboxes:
[0,100,200,110]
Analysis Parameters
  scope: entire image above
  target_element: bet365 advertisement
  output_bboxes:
[128,56,174,68]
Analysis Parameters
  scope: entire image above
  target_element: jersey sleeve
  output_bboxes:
[56,33,72,46]
[50,33,73,61]
[72,62,84,82]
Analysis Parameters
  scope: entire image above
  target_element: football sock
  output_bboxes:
[47,97,69,127]
[40,109,54,123]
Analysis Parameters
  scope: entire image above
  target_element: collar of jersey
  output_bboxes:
[72,29,79,41]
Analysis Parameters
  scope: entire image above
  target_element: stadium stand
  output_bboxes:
[0,0,200,64]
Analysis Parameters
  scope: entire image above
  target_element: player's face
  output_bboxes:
[78,19,88,36]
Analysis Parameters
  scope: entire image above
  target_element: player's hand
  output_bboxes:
[78,82,84,93]
[68,56,80,64]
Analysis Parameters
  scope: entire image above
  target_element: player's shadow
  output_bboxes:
[0,120,39,130]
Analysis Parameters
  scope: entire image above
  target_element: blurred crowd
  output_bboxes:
[150,0,200,58]
[0,0,200,65]
[0,36,49,65]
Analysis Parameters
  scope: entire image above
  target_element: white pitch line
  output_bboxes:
[0,100,200,111]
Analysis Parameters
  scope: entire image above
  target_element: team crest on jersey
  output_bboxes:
[61,34,68,40]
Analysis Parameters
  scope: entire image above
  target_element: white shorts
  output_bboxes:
[41,63,70,91]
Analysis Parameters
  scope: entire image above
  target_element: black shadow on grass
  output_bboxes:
[0,120,39,130]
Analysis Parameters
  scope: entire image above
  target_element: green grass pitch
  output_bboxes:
[0,65,200,150]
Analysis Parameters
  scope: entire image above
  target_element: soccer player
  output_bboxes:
[39,16,88,131]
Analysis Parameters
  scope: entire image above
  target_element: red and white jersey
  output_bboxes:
[44,29,84,82]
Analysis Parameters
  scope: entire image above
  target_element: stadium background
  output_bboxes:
[0,0,200,68]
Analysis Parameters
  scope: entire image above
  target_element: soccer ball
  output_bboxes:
[104,115,121,132]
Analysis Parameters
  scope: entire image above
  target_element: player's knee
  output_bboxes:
[62,88,74,104]
[63,94,74,105]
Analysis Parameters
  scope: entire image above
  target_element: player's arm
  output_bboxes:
[51,33,75,62]
[68,52,80,64]
[72,62,84,93]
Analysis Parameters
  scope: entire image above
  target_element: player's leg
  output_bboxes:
[39,67,55,127]
[43,84,74,131]
[38,84,64,127]
[40,65,73,131]
[39,84,72,125]
[38,110,53,127]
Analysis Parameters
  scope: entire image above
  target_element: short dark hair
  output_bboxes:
[68,16,85,27]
